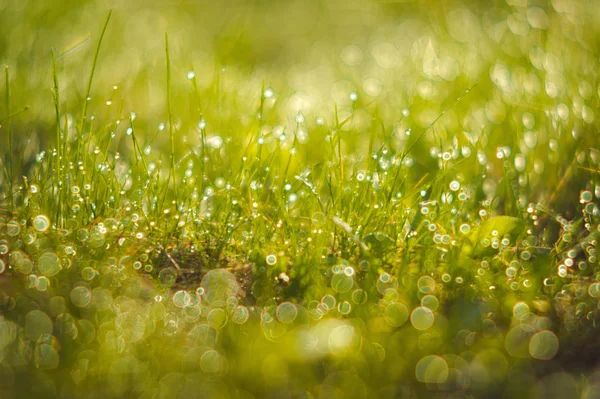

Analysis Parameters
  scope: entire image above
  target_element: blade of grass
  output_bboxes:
[5,66,13,212]
[51,48,63,227]
[0,106,28,124]
[189,64,206,196]
[162,33,176,212]
[386,83,478,205]
[77,10,112,180]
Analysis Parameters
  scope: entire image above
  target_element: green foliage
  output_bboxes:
[1,0,600,398]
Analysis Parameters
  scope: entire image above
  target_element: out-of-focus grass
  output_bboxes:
[1,0,600,398]
[1,0,381,123]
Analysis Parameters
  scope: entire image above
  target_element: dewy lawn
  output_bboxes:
[1,1,600,398]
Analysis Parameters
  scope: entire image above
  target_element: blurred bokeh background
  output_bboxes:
[2,0,597,126]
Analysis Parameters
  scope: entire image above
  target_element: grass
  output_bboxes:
[1,1,600,398]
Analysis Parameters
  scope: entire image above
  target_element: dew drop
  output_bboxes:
[385,302,409,327]
[201,350,223,373]
[207,308,227,329]
[331,273,353,293]
[158,268,177,287]
[415,355,448,384]
[232,306,250,324]
[459,223,471,234]
[37,252,61,277]
[25,310,52,341]
[71,286,92,308]
[35,344,59,370]
[266,254,277,266]
[276,302,298,323]
[421,295,439,311]
[411,306,435,330]
[0,320,17,347]
[200,269,240,304]
[351,289,368,305]
[7,221,20,236]
[449,181,460,192]
[417,276,436,294]
[529,330,559,360]
[338,301,352,315]
[581,191,593,203]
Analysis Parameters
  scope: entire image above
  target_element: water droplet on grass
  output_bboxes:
[338,301,352,315]
[266,254,277,265]
[377,273,398,295]
[417,276,436,294]
[0,320,17,347]
[421,295,439,311]
[328,323,360,356]
[38,252,61,277]
[331,273,353,293]
[207,308,227,329]
[276,302,298,323]
[36,276,49,291]
[416,355,448,384]
[529,330,559,360]
[200,269,240,304]
[7,221,20,236]
[459,224,471,234]
[115,312,146,342]
[55,313,78,341]
[311,212,326,226]
[201,350,223,373]
[581,191,593,203]
[93,288,113,311]
[411,307,435,330]
[81,267,96,281]
[25,310,52,341]
[87,232,105,249]
[158,268,177,287]
[351,289,368,305]
[77,319,96,344]
[33,215,50,233]
[71,286,92,308]
[385,303,409,327]
[232,306,249,324]
[173,290,191,308]
[35,344,59,370]
[321,295,336,310]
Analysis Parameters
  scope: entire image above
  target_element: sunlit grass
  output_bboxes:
[1,1,600,397]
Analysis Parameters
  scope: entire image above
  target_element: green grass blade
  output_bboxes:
[5,66,13,211]
[77,10,112,173]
